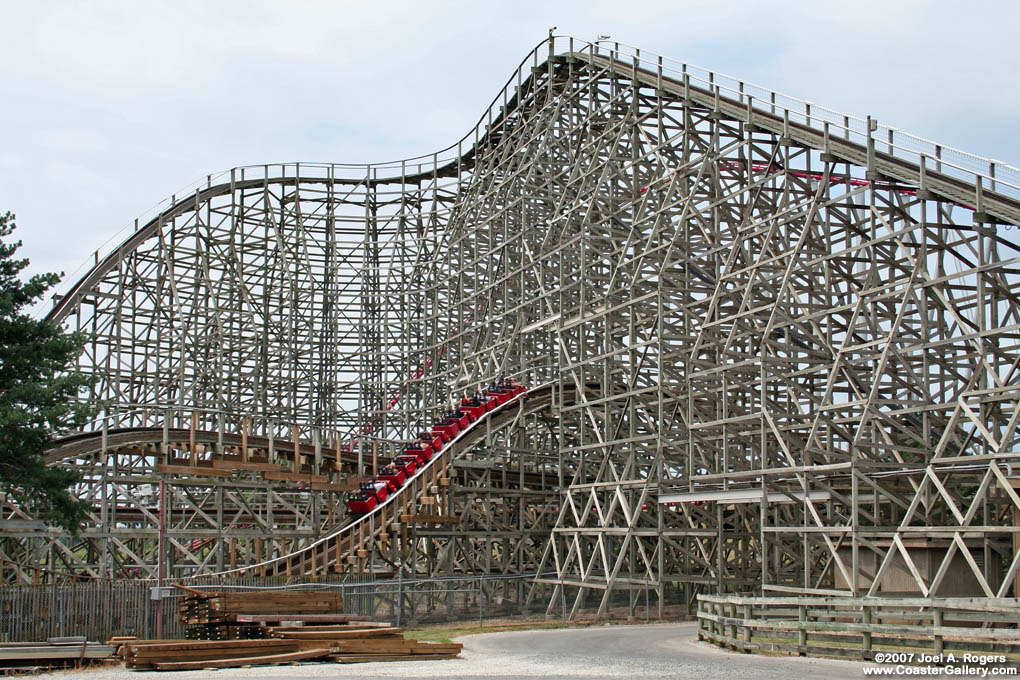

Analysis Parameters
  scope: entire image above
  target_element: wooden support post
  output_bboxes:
[798,604,807,654]
[313,429,322,475]
[743,603,752,646]
[268,421,276,464]
[729,602,738,643]
[862,604,872,654]
[189,411,198,466]
[1014,506,1020,597]
[697,600,704,641]
[241,416,250,463]
[933,607,944,655]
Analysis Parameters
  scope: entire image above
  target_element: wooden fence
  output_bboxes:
[697,593,1020,661]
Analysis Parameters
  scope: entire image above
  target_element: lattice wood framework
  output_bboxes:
[3,37,1020,623]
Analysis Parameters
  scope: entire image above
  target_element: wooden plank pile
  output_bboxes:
[179,588,350,640]
[179,589,344,623]
[113,588,460,668]
[118,626,461,669]
[269,625,463,664]
[183,623,266,641]
[119,640,326,670]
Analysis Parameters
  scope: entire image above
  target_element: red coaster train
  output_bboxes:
[342,379,527,516]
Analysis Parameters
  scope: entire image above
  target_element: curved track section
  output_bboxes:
[44,428,359,468]
[211,383,570,579]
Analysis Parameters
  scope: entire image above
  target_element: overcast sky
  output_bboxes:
[3,0,1019,291]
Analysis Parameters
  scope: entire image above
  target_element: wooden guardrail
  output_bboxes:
[697,593,1020,661]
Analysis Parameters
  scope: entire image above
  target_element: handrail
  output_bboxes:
[697,593,1020,660]
[578,38,1020,202]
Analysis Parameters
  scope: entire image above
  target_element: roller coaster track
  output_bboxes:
[7,35,1020,622]
[44,429,357,468]
[42,44,1020,329]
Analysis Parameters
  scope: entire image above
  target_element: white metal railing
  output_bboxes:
[573,37,1020,203]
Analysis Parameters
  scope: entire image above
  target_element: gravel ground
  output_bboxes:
[36,622,871,680]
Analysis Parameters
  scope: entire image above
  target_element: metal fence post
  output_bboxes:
[478,577,483,627]
[59,588,65,638]
[396,570,403,628]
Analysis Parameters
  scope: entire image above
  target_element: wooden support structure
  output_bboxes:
[3,38,1020,639]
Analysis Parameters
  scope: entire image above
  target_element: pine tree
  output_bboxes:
[0,212,93,532]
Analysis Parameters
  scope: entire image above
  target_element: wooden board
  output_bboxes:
[228,613,366,623]
[156,464,232,478]
[331,640,461,654]
[266,623,392,632]
[271,628,402,640]
[400,514,462,523]
[130,647,300,664]
[125,639,295,653]
[211,460,282,472]
[334,652,459,664]
[263,471,330,484]
[151,648,331,670]
[310,481,357,492]
[0,644,116,661]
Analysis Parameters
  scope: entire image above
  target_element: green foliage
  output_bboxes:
[0,212,93,533]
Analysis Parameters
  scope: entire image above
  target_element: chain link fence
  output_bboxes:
[0,573,570,642]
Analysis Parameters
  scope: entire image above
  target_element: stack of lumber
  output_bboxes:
[116,624,461,669]
[184,623,266,641]
[179,588,350,641]
[120,639,325,670]
[269,625,463,664]
[139,588,461,668]
[179,590,344,623]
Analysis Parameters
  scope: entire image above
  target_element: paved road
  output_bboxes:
[457,622,867,679]
[53,622,870,680]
